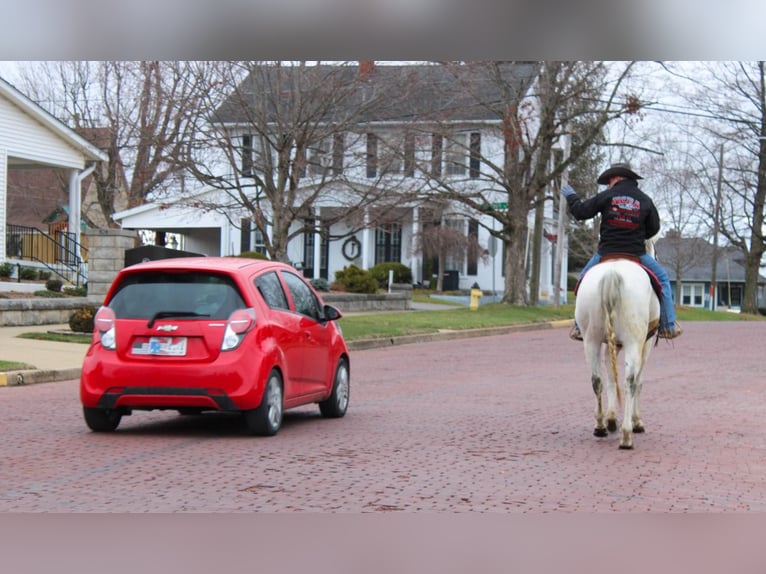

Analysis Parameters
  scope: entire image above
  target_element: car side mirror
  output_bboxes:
[322,304,343,322]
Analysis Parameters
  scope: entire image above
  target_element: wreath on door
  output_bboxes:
[342,236,361,260]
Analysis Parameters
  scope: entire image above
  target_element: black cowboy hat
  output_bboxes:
[596,162,643,185]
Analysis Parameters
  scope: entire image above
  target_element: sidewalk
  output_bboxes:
[0,324,87,386]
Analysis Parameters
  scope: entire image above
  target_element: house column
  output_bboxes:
[312,209,321,280]
[361,208,372,270]
[67,169,82,270]
[411,207,419,283]
[0,149,6,261]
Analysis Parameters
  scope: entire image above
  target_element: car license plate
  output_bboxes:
[132,337,187,356]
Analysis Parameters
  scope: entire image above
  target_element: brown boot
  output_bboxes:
[659,321,683,339]
[569,324,583,341]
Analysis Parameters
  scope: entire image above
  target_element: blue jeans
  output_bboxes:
[578,253,676,329]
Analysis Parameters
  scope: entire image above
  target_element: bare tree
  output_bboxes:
[410,205,488,291]
[15,61,215,227]
[661,61,766,314]
[184,61,421,263]
[420,61,639,305]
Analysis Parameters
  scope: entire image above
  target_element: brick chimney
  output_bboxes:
[358,60,375,80]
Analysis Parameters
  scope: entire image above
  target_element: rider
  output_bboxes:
[562,162,683,340]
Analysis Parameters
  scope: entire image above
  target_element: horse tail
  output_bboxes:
[600,269,623,408]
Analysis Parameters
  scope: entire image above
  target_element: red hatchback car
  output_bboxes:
[80,257,350,436]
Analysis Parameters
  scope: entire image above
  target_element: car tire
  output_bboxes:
[243,369,283,436]
[319,357,349,418]
[83,407,122,432]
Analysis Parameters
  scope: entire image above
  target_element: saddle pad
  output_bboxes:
[574,256,663,299]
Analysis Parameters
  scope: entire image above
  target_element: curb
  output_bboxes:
[0,319,574,386]
[0,367,81,387]
[346,319,573,350]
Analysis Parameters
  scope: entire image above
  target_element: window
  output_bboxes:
[431,133,442,177]
[469,132,481,178]
[444,218,465,271]
[241,133,273,176]
[240,218,251,252]
[366,133,378,178]
[681,283,704,307]
[404,132,415,177]
[375,223,402,264]
[467,219,479,275]
[282,271,321,321]
[445,133,467,176]
[255,271,289,310]
[109,272,245,320]
[308,138,332,177]
[333,132,345,174]
[241,135,253,177]
[379,134,402,175]
[253,227,267,256]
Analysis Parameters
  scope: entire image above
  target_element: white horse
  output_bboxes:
[574,240,661,449]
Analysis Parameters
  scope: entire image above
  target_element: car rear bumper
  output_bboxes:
[80,349,269,411]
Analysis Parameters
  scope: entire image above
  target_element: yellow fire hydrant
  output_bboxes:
[470,283,482,311]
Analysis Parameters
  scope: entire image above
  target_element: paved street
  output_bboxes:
[1,321,765,512]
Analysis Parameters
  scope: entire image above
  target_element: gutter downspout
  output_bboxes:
[68,162,97,278]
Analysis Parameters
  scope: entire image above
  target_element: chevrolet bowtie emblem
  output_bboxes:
[156,325,178,332]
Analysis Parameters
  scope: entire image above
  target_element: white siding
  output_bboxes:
[0,97,86,169]
[0,148,6,258]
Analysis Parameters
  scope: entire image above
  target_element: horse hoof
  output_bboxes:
[593,428,608,437]
[619,443,634,450]
[633,424,645,433]
[607,420,617,433]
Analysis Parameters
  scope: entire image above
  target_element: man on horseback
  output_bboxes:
[563,162,683,340]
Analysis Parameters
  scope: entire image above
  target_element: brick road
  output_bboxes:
[1,321,765,512]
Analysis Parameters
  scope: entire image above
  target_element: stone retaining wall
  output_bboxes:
[0,297,94,326]
[0,291,411,326]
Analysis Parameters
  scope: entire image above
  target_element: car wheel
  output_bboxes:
[243,369,283,436]
[319,357,349,418]
[83,407,122,432]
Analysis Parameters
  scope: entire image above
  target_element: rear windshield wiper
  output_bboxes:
[147,311,210,328]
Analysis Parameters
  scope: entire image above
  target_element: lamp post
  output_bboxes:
[710,144,723,311]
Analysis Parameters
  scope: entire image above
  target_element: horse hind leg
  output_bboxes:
[592,374,608,437]
[619,372,639,449]
[603,347,619,433]
[632,340,652,434]
[586,341,607,437]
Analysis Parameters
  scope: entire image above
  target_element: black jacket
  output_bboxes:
[565,178,660,256]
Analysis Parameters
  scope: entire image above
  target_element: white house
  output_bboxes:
[0,76,107,281]
[113,62,569,302]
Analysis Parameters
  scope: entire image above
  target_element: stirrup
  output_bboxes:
[569,325,583,341]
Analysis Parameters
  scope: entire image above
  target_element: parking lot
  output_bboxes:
[1,321,765,512]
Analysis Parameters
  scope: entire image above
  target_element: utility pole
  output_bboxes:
[553,133,572,307]
[710,144,723,311]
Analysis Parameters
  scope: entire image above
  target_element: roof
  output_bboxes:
[0,76,108,163]
[214,62,540,126]
[655,236,766,283]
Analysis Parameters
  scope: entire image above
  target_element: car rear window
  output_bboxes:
[108,271,246,320]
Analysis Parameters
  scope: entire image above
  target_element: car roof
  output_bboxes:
[119,256,291,275]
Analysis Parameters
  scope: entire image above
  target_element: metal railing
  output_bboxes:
[5,224,88,286]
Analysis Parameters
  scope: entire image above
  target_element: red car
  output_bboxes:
[80,257,350,436]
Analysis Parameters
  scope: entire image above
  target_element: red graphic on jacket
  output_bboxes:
[608,195,640,230]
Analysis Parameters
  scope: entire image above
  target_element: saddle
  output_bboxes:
[573,253,663,300]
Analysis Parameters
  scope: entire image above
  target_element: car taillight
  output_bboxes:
[94,306,117,350]
[221,308,256,351]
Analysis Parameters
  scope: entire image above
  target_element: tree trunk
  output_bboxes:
[742,250,763,314]
[502,218,529,305]
[528,191,545,305]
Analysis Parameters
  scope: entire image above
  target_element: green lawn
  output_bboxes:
[0,360,34,372]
